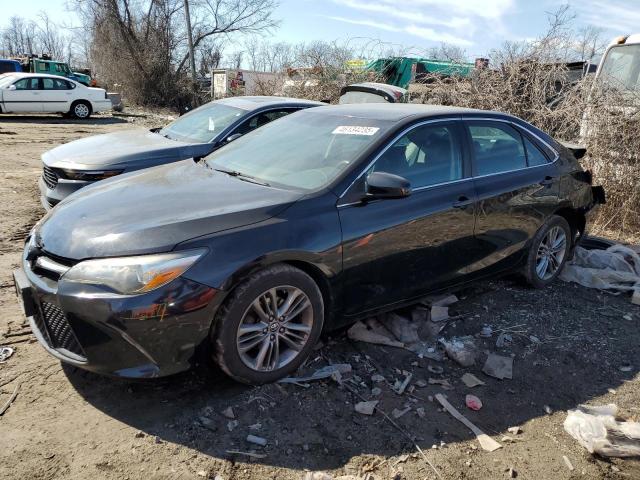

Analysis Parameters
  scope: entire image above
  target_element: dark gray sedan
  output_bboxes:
[39,96,323,209]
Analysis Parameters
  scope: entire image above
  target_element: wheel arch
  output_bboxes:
[553,206,586,243]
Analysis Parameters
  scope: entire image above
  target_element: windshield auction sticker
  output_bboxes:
[332,126,380,136]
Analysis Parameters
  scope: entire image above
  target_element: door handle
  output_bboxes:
[539,175,555,186]
[452,195,474,208]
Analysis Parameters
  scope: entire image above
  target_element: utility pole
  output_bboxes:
[183,0,196,82]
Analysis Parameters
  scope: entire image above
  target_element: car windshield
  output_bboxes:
[599,44,640,95]
[205,110,393,191]
[159,102,246,143]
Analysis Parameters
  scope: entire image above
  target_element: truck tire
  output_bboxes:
[70,100,92,119]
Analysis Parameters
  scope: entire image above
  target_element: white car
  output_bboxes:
[0,72,111,119]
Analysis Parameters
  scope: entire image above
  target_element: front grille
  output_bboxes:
[41,301,85,358]
[42,166,58,189]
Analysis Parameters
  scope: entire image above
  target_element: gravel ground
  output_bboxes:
[0,113,639,480]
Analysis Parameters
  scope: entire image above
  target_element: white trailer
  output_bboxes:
[211,69,281,98]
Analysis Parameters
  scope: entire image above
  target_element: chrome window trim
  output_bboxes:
[337,115,560,204]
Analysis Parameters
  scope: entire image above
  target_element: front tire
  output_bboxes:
[524,215,571,288]
[70,100,92,119]
[213,264,324,385]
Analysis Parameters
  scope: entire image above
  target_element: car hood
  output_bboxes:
[41,129,212,169]
[36,160,303,259]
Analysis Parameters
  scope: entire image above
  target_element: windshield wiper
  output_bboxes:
[213,168,271,187]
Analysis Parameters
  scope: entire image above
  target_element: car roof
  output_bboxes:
[3,72,78,82]
[308,103,494,121]
[216,96,325,110]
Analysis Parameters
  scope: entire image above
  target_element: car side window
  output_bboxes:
[36,62,47,72]
[468,122,526,176]
[372,123,463,188]
[41,78,56,90]
[522,134,549,166]
[14,78,39,90]
[234,109,296,135]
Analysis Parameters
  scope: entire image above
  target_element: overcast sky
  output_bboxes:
[7,0,640,59]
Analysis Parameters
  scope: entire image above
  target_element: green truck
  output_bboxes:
[10,55,93,86]
[366,57,476,89]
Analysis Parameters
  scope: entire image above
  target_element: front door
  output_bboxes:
[338,120,478,316]
[465,120,561,275]
[3,77,42,112]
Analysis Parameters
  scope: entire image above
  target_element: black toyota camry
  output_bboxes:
[14,104,604,384]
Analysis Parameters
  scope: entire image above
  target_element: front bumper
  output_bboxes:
[13,244,223,378]
[39,175,90,211]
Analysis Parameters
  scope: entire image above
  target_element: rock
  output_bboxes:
[197,471,207,477]
[371,374,385,383]
[508,426,522,435]
[483,354,513,380]
[154,436,162,444]
[441,336,479,367]
[199,416,218,431]
[544,405,553,414]
[480,325,493,338]
[355,400,378,415]
[135,431,145,438]
[221,407,235,419]
[496,333,513,348]
[465,394,483,411]
[430,306,449,323]
[226,420,238,432]
[371,387,382,396]
[246,435,267,447]
[416,407,425,418]
[632,290,640,305]
[461,373,485,388]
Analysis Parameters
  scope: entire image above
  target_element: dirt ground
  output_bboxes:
[0,113,639,480]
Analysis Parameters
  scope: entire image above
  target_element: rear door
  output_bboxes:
[338,119,478,315]
[2,77,42,112]
[465,119,561,275]
[40,77,75,112]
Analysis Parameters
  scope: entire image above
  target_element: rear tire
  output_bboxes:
[70,100,92,119]
[523,215,571,288]
[212,264,324,385]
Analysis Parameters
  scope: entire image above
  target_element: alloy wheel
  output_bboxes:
[74,103,90,118]
[535,225,567,280]
[236,286,313,372]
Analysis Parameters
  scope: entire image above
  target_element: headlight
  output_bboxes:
[60,168,123,181]
[62,249,206,294]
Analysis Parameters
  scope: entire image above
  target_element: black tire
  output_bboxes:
[70,100,92,119]
[213,264,324,385]
[523,215,572,288]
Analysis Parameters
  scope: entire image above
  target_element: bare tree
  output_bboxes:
[1,16,38,56]
[426,43,468,63]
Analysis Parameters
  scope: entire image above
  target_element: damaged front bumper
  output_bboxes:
[13,242,223,378]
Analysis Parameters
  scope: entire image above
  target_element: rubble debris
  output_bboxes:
[246,434,267,447]
[496,333,513,348]
[386,312,421,343]
[483,354,513,380]
[465,394,483,411]
[619,365,633,372]
[279,364,352,384]
[394,373,413,395]
[461,373,485,388]
[633,290,640,305]
[559,245,640,300]
[423,293,458,307]
[226,420,238,432]
[0,346,14,363]
[221,407,235,419]
[371,374,385,383]
[564,404,640,457]
[355,400,379,415]
[226,450,267,459]
[409,343,445,361]
[435,394,502,452]
[529,335,541,344]
[508,426,522,435]
[480,325,493,338]
[440,336,479,367]
[198,416,217,431]
[430,305,449,323]
[415,379,428,388]
[392,407,411,419]
[428,365,444,374]
[416,407,425,418]
[562,455,574,471]
[428,378,453,389]
[544,405,553,415]
[371,387,382,396]
[347,319,404,348]
[507,467,517,478]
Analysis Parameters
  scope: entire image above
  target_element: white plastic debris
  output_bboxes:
[221,407,235,419]
[347,319,404,348]
[355,400,378,415]
[483,353,513,380]
[246,435,267,447]
[564,404,640,457]
[440,336,478,367]
[0,346,14,363]
[461,373,485,388]
[430,305,449,323]
[386,312,421,343]
[278,364,352,384]
[560,245,640,299]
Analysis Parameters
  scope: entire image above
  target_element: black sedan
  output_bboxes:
[39,96,323,209]
[14,104,603,384]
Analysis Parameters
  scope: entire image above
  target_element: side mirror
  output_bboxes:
[7,84,16,90]
[226,133,242,143]
[365,171,411,200]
